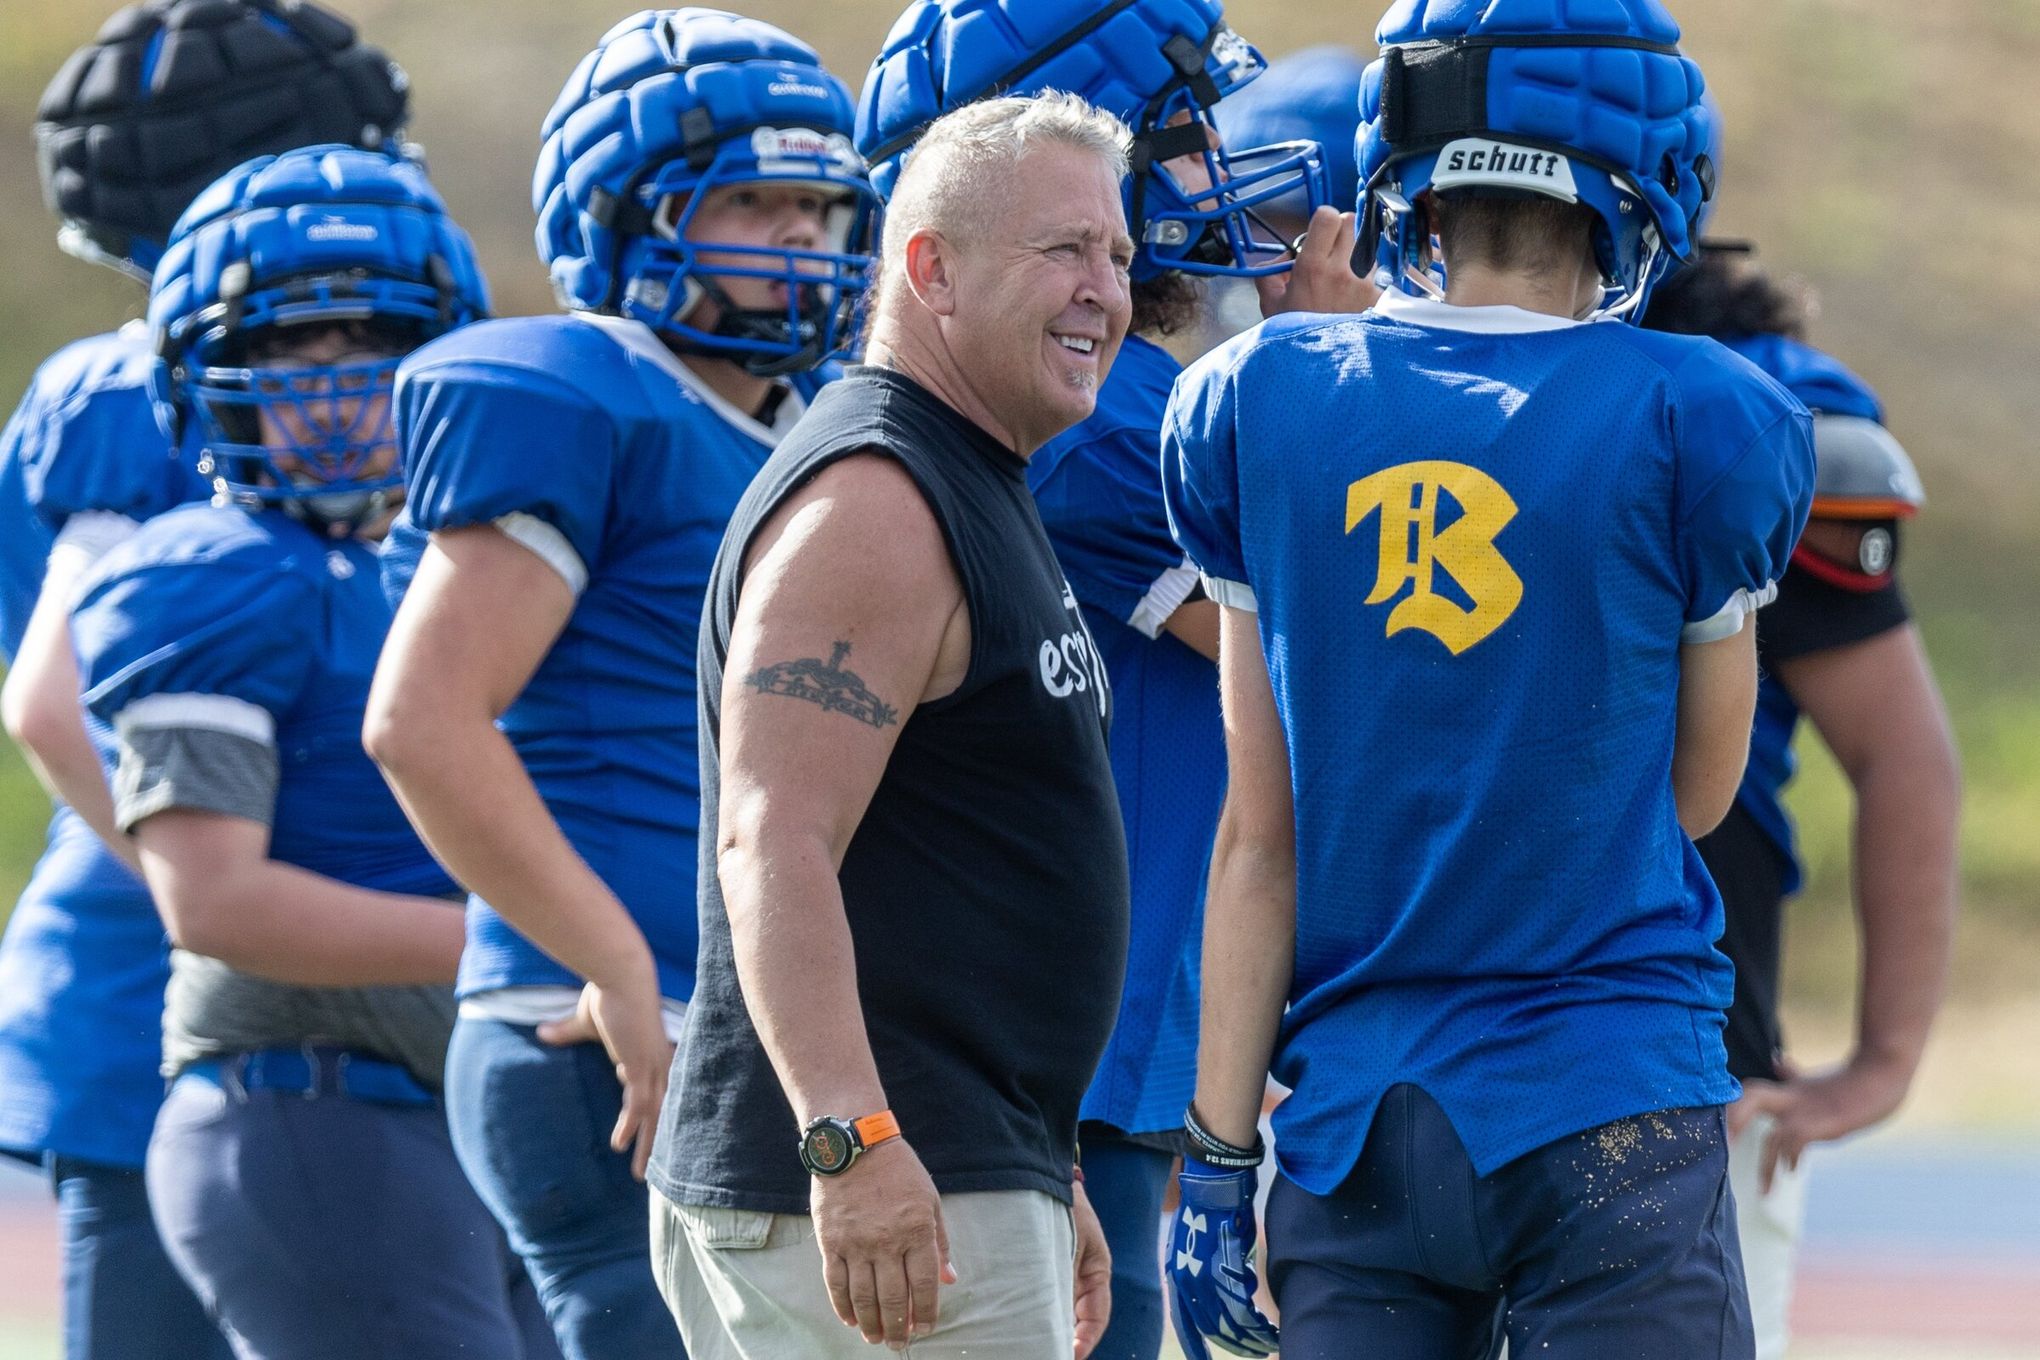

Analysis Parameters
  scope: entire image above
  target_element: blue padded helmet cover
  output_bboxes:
[1358,0,1712,309]
[857,0,1329,280]
[145,143,486,521]
[534,8,869,316]
[149,144,488,375]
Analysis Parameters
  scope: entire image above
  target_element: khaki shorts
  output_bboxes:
[653,1187,1074,1359]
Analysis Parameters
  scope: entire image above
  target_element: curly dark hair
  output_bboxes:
[1131,271,1205,339]
[1642,244,1811,340]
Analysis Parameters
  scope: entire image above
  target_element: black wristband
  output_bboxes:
[1184,1102,1265,1168]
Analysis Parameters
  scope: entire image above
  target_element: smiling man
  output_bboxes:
[648,93,1134,1360]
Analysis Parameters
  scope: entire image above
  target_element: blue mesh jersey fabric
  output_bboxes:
[384,314,822,1004]
[0,326,210,1170]
[74,502,455,899]
[1030,336,1223,1136]
[1163,298,1813,1187]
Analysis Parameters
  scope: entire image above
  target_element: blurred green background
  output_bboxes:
[1,0,2035,1113]
[0,2,2036,1356]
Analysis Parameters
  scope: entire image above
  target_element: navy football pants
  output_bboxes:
[50,1156,232,1360]
[444,1017,687,1360]
[1266,1084,1753,1360]
[146,1072,557,1360]
[1077,1129,1176,1360]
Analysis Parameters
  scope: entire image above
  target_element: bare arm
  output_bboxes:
[134,808,461,985]
[717,453,968,1348]
[1672,621,1759,838]
[1733,623,1960,1183]
[718,453,966,1129]
[365,524,673,1175]
[1162,596,1221,662]
[366,526,650,996]
[2,543,139,871]
[1190,604,1296,1149]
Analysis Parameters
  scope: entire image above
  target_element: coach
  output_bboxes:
[648,93,1134,1359]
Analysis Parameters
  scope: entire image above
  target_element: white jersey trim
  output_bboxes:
[493,512,589,597]
[1202,574,1259,614]
[1370,290,1588,335]
[113,692,276,746]
[567,311,808,447]
[460,984,689,1044]
[1682,581,1778,645]
[51,510,142,565]
[1128,557,1202,640]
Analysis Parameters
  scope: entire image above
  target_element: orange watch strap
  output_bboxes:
[853,1110,900,1150]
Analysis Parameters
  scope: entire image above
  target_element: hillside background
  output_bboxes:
[0,0,2034,1129]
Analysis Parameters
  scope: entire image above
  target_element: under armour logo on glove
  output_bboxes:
[1166,1159,1279,1359]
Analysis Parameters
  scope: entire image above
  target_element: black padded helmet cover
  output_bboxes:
[35,0,410,275]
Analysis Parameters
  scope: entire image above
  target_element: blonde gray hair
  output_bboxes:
[875,91,1132,311]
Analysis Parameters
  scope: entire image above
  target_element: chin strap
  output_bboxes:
[661,272,830,379]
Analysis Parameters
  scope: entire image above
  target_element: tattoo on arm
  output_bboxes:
[745,641,900,729]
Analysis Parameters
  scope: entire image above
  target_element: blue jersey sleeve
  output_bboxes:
[1036,421,1198,638]
[397,345,619,589]
[73,542,317,740]
[23,385,186,531]
[1161,350,1252,609]
[1724,334,1884,422]
[1671,350,1817,644]
[378,509,429,608]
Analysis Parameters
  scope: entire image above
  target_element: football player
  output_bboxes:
[0,6,408,1354]
[858,7,1369,1357]
[60,144,545,1358]
[362,11,875,1357]
[1159,2,1815,1357]
[1645,238,1961,1360]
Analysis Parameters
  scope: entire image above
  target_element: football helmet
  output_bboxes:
[1213,45,1367,220]
[149,145,488,532]
[535,9,876,377]
[36,0,410,281]
[1356,0,1716,319]
[858,0,1329,281]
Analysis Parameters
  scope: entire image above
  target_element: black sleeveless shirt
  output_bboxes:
[651,366,1130,1214]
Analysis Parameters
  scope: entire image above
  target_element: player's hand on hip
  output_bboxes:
[538,973,674,1180]
[1730,1052,1914,1193]
[812,1139,955,1350]
[1167,1158,1279,1359]
[1255,205,1378,320]
[1071,1177,1113,1358]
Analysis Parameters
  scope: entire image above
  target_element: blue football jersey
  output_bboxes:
[1722,334,1885,892]
[1164,291,1815,1186]
[73,503,453,898]
[0,325,210,1169]
[1030,336,1223,1137]
[387,313,810,1003]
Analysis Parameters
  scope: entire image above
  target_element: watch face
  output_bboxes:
[806,1123,853,1175]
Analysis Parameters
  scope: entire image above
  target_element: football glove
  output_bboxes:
[1166,1157,1280,1359]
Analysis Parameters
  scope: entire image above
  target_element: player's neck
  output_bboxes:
[1442,260,1600,320]
[678,351,777,423]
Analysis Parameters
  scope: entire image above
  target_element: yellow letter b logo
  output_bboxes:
[1345,461,1523,655]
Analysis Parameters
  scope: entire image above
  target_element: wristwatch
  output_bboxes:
[799,1110,901,1177]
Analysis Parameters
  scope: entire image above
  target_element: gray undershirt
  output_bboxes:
[117,723,456,1086]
